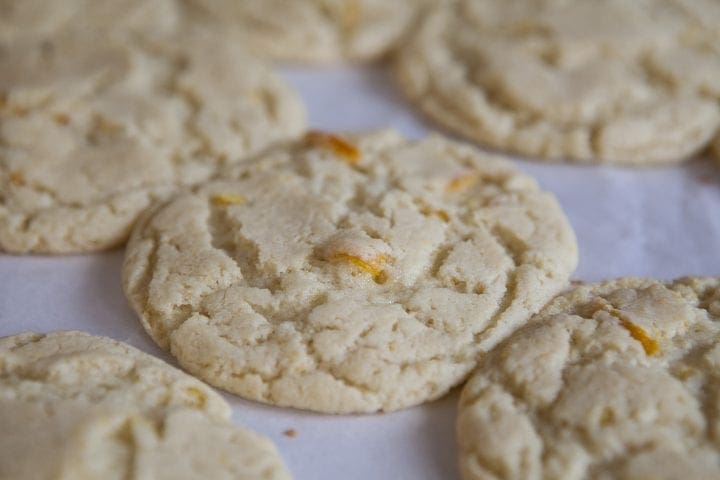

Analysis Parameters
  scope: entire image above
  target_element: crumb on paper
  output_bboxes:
[283,428,297,438]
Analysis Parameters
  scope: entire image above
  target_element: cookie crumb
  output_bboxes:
[283,428,297,438]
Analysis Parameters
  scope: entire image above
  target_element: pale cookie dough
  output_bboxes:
[458,277,720,480]
[0,331,290,480]
[122,129,578,413]
[185,0,428,63]
[0,25,305,253]
[396,0,720,164]
[0,0,181,43]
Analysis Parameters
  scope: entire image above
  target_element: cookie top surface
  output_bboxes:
[0,23,305,253]
[0,331,290,480]
[457,277,720,480]
[186,0,425,63]
[0,0,182,43]
[122,129,578,413]
[396,0,720,164]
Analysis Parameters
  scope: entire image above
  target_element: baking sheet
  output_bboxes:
[1,64,719,480]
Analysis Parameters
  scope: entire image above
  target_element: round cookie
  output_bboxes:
[0,331,290,480]
[0,24,305,253]
[457,277,720,480]
[122,129,578,413]
[185,0,428,63]
[396,0,720,164]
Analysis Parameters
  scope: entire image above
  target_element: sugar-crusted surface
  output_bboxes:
[185,0,427,63]
[0,8,305,253]
[396,0,720,164]
[0,331,290,480]
[458,277,720,480]
[123,130,578,413]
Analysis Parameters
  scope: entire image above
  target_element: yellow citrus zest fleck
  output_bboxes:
[448,171,481,192]
[332,253,387,282]
[620,318,660,356]
[53,113,70,125]
[595,299,660,356]
[421,206,450,222]
[304,130,360,164]
[184,386,207,408]
[9,171,25,186]
[341,0,361,32]
[211,193,246,206]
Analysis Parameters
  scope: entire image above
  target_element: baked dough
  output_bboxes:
[0,331,290,480]
[458,277,720,480]
[186,0,427,63]
[0,23,305,253]
[123,129,578,413]
[396,0,720,164]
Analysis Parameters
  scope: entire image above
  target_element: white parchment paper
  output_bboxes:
[1,65,719,480]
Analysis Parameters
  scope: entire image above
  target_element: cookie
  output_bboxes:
[0,331,290,480]
[396,0,720,164]
[0,0,181,43]
[122,129,578,413]
[186,0,427,63]
[457,277,720,480]
[0,24,305,253]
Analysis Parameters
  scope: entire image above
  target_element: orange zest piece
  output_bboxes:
[593,298,660,356]
[304,130,360,164]
[211,193,246,206]
[341,0,361,32]
[421,206,450,222]
[447,171,480,192]
[53,113,70,125]
[620,319,660,356]
[332,253,386,282]
[184,386,207,408]
[9,171,25,186]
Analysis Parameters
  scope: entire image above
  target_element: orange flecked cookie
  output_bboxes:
[122,129,578,413]
[396,0,720,164]
[0,331,290,480]
[457,277,720,480]
[0,19,305,253]
[185,0,431,63]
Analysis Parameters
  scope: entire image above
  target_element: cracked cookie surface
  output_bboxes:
[0,331,290,480]
[122,129,578,413]
[0,20,305,253]
[396,0,720,164]
[458,277,720,480]
[185,0,428,63]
